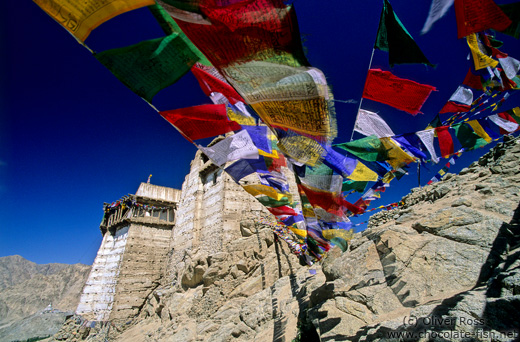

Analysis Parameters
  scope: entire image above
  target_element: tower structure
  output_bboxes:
[76,183,180,322]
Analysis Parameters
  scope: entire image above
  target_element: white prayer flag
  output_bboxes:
[353,109,395,138]
[422,0,454,34]
[498,56,520,81]
[199,130,259,166]
[449,86,473,105]
[488,115,519,133]
[416,129,440,163]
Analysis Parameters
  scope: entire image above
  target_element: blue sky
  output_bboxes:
[1,0,519,265]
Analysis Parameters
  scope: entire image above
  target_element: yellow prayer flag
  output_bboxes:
[289,226,307,238]
[468,120,492,143]
[513,107,520,116]
[34,0,155,42]
[380,137,416,170]
[466,33,499,70]
[227,106,256,126]
[242,184,292,202]
[347,161,378,182]
[258,149,279,159]
[322,229,354,241]
[382,171,395,184]
[438,169,446,176]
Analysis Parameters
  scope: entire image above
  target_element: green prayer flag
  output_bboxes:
[454,123,488,150]
[95,34,198,102]
[148,4,211,66]
[342,180,368,193]
[499,3,520,39]
[256,195,293,208]
[375,0,434,66]
[334,135,388,162]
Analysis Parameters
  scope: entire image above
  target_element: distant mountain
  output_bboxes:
[0,255,91,338]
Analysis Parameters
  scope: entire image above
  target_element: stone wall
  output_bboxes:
[76,226,129,321]
[109,224,172,322]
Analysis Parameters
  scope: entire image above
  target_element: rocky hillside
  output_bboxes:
[0,256,90,338]
[51,136,520,341]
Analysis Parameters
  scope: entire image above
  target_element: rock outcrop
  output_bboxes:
[52,136,520,341]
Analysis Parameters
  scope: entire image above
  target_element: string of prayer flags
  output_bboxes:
[427,155,459,185]
[95,34,198,102]
[422,0,455,34]
[33,0,155,42]
[353,109,395,138]
[498,3,520,39]
[362,69,436,115]
[160,104,241,141]
[375,0,434,66]
[199,130,259,166]
[455,0,512,39]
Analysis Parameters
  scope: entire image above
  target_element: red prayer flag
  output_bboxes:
[191,65,245,104]
[362,69,436,115]
[498,112,520,134]
[439,101,471,114]
[267,205,298,217]
[455,0,512,39]
[462,68,483,90]
[160,104,241,141]
[436,126,454,157]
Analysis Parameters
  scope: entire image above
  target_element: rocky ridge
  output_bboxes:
[0,256,90,341]
[52,136,520,341]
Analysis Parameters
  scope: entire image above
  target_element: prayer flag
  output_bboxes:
[463,68,483,90]
[455,0,512,39]
[33,0,155,42]
[422,0,455,34]
[416,129,440,163]
[393,134,428,160]
[334,135,388,162]
[95,34,198,102]
[225,158,268,183]
[199,130,259,166]
[160,104,241,141]
[380,137,416,169]
[191,65,245,104]
[362,69,436,115]
[342,180,368,193]
[353,109,395,138]
[375,0,433,66]
[467,120,492,143]
[454,123,488,149]
[498,56,520,81]
[489,114,520,133]
[448,86,473,105]
[439,102,471,114]
[466,33,499,70]
[436,126,454,157]
[498,3,520,39]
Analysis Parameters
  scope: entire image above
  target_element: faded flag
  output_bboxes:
[455,0,512,39]
[422,0,455,34]
[199,130,259,166]
[354,109,395,138]
[33,0,155,41]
